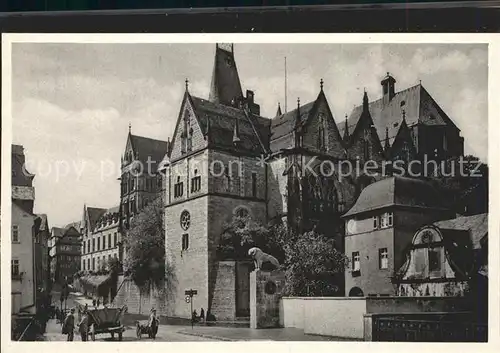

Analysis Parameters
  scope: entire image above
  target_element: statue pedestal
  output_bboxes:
[250,270,285,329]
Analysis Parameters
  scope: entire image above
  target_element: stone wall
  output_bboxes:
[280,296,472,339]
[165,196,209,318]
[210,261,237,320]
[113,276,167,315]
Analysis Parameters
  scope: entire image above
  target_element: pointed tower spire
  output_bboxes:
[320,78,324,91]
[295,98,302,149]
[166,137,171,155]
[275,102,282,117]
[295,97,301,128]
[343,114,350,140]
[233,118,241,145]
[129,122,131,134]
[363,89,369,112]
[209,43,243,106]
[384,127,391,151]
[185,78,189,91]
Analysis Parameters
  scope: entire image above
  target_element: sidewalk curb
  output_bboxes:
[176,330,237,341]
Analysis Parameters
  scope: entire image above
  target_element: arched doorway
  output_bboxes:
[349,286,364,297]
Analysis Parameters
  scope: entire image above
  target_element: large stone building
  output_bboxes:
[159,44,465,319]
[11,145,41,315]
[119,126,168,233]
[80,205,122,271]
[49,223,81,285]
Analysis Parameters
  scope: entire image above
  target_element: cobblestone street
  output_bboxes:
[43,318,219,342]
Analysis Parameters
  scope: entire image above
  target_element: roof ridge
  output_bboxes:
[368,83,422,106]
[191,94,269,120]
[130,134,168,144]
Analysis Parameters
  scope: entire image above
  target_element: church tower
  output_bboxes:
[209,43,244,107]
[164,43,269,320]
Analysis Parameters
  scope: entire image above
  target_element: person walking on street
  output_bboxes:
[148,308,159,339]
[78,309,89,341]
[92,298,96,307]
[63,308,76,341]
[200,308,205,323]
[96,298,100,307]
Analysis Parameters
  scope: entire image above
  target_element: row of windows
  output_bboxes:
[82,253,118,271]
[372,212,393,230]
[83,233,118,254]
[173,170,258,199]
[58,254,76,262]
[351,248,389,273]
[121,175,162,195]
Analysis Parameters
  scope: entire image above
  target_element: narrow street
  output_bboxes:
[43,318,219,342]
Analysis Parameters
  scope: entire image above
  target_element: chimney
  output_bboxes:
[381,72,396,105]
[246,90,254,104]
[245,89,260,115]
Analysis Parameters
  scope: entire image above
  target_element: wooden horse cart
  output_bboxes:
[87,305,128,341]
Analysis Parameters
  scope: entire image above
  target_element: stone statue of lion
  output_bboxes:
[248,247,280,271]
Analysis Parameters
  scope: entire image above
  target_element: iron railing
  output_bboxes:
[372,317,487,342]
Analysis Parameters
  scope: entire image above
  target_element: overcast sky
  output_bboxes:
[12,43,488,227]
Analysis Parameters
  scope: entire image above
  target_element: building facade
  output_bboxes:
[158,44,465,319]
[81,205,122,271]
[395,213,488,297]
[342,176,453,297]
[49,224,81,284]
[34,214,50,298]
[119,128,167,233]
[11,144,40,315]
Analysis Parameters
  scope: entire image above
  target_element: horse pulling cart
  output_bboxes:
[87,305,128,341]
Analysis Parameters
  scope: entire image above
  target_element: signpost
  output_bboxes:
[184,289,197,329]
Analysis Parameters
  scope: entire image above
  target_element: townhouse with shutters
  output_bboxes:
[48,222,82,284]
[11,144,50,315]
[156,43,468,320]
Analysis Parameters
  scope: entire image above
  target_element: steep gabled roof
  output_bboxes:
[64,221,81,232]
[339,84,456,146]
[271,100,316,143]
[36,214,49,232]
[189,95,270,155]
[86,207,107,230]
[129,134,169,168]
[434,213,488,250]
[51,227,65,239]
[343,176,447,217]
